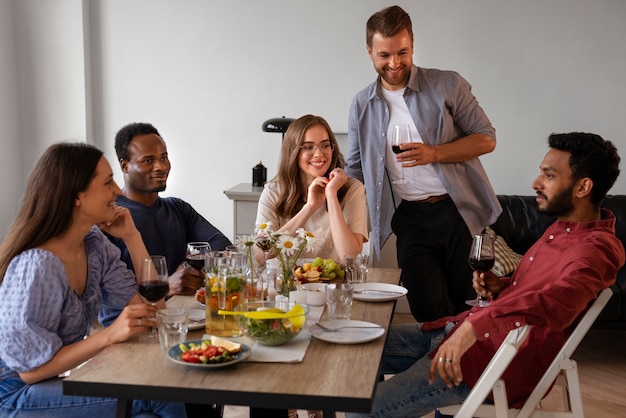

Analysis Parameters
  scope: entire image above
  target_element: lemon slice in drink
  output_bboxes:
[210,335,242,353]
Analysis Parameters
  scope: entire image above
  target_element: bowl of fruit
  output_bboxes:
[233,301,309,346]
[294,257,345,282]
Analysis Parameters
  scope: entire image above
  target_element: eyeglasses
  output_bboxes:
[299,141,334,155]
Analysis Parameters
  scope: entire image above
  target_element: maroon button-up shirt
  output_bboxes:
[422,209,625,407]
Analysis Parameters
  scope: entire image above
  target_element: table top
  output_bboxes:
[63,268,401,413]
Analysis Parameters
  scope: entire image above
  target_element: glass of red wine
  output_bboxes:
[466,233,495,307]
[138,255,170,343]
[391,124,412,184]
[185,242,211,271]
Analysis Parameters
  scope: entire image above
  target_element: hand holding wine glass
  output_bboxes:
[138,255,170,342]
[392,124,412,184]
[466,233,495,307]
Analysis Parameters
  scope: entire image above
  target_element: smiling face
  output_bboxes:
[367,29,413,91]
[298,124,334,184]
[532,148,577,218]
[76,156,121,223]
[121,133,171,201]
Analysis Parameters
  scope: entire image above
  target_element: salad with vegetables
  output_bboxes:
[178,339,240,364]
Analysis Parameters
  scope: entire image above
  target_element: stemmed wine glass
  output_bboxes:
[255,236,273,270]
[138,255,170,342]
[391,124,412,184]
[185,242,211,271]
[466,233,495,307]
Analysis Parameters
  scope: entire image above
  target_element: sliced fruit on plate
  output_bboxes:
[210,335,242,353]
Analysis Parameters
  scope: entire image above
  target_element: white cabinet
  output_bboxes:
[223,183,263,240]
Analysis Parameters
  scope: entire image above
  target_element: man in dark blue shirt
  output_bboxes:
[110,122,231,296]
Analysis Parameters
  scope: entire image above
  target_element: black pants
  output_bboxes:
[391,198,475,322]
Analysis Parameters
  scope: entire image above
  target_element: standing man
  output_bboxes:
[345,5,501,321]
[110,122,232,296]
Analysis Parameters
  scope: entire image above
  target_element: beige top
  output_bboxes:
[256,177,369,261]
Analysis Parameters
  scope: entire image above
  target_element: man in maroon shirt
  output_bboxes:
[346,132,625,418]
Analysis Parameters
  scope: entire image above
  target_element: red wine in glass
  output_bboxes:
[391,124,412,184]
[138,281,170,303]
[469,257,495,272]
[185,254,206,271]
[138,255,169,343]
[466,233,495,307]
[186,242,211,271]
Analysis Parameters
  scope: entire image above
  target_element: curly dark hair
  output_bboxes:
[114,122,161,162]
[548,132,620,206]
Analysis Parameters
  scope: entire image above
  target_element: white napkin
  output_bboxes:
[203,305,324,363]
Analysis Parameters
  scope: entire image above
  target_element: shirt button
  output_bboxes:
[513,281,517,285]
[566,227,571,232]
[484,332,490,338]
[529,256,534,261]
[549,235,554,240]
[515,322,521,327]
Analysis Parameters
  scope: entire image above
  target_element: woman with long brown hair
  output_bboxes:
[256,114,368,263]
[0,142,185,417]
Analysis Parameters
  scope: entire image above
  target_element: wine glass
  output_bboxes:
[255,236,273,269]
[138,255,170,342]
[466,233,495,307]
[185,242,211,271]
[391,124,412,184]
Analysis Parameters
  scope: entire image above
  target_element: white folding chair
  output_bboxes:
[438,287,613,418]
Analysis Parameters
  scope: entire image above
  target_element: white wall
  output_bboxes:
[2,0,626,242]
[0,0,87,237]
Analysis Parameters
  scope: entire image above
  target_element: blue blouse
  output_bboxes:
[0,226,137,373]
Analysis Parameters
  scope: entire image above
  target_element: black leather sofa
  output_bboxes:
[490,195,626,329]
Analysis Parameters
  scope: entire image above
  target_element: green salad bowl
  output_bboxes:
[234,301,309,346]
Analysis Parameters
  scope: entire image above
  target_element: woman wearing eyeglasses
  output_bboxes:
[255,114,368,263]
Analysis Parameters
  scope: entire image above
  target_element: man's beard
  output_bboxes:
[150,185,167,193]
[538,184,574,217]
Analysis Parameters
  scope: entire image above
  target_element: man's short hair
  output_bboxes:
[366,5,413,48]
[115,122,161,162]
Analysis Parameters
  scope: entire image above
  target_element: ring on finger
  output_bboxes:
[438,357,445,363]
[445,358,453,363]
[137,319,142,326]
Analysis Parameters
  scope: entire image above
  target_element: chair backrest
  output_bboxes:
[515,286,613,417]
[440,287,613,418]
[451,325,532,418]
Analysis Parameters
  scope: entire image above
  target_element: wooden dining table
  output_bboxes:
[63,268,401,418]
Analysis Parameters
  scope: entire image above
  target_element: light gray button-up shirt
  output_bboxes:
[345,65,502,259]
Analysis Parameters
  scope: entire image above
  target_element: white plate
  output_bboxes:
[309,320,385,344]
[351,283,407,302]
[187,308,206,330]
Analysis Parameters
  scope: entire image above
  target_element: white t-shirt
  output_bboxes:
[383,87,447,200]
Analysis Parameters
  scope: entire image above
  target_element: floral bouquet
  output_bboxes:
[236,222,315,297]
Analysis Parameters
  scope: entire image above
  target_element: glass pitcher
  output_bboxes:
[204,250,248,337]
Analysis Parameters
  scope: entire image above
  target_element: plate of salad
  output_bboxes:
[167,338,251,370]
